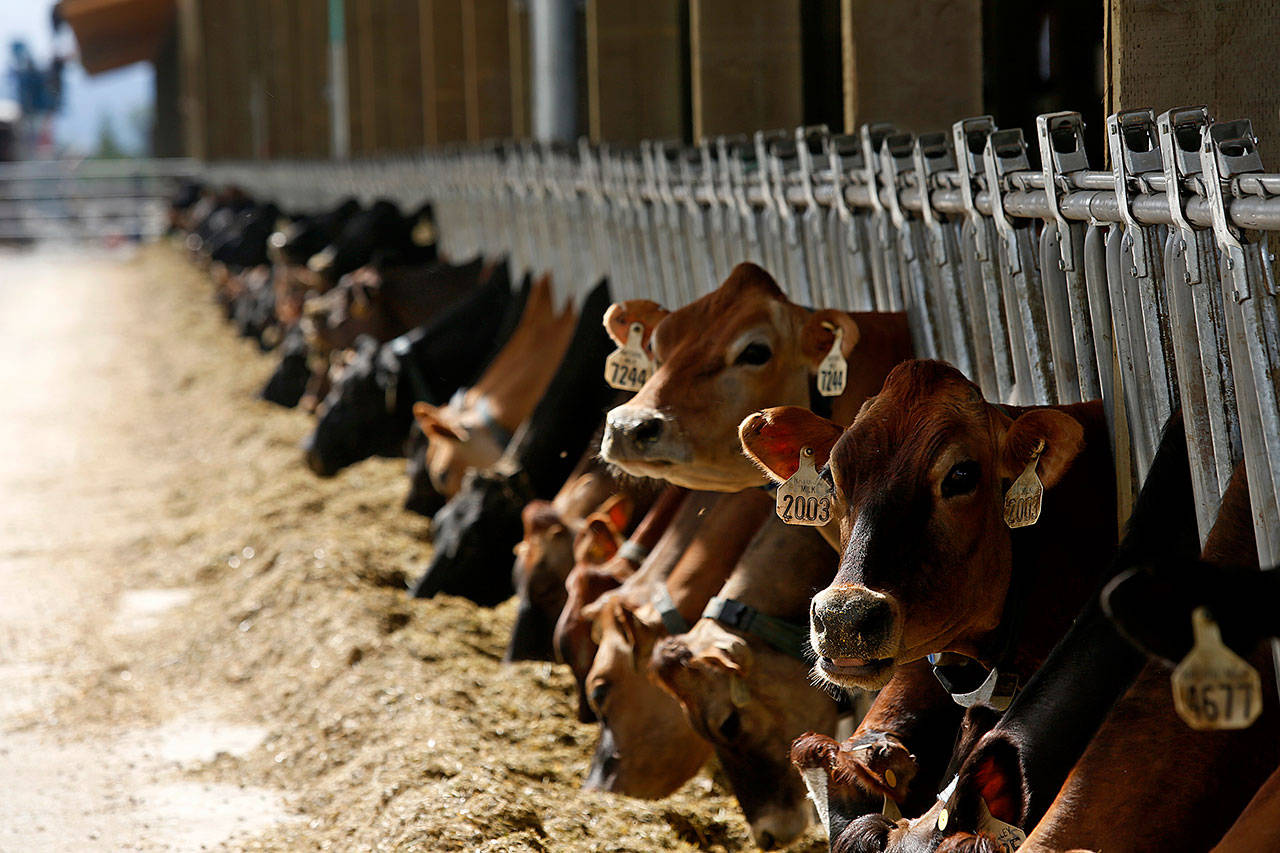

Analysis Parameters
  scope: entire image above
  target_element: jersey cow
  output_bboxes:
[600,262,910,492]
[740,359,1118,828]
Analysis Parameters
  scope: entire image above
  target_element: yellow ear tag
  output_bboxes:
[976,798,1026,852]
[604,322,654,392]
[1172,607,1262,731]
[817,325,847,397]
[776,447,835,527]
[882,795,902,821]
[411,218,437,246]
[1003,439,1046,529]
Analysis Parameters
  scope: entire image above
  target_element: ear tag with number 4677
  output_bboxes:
[817,326,847,397]
[605,322,654,392]
[1003,439,1045,529]
[776,447,834,527]
[1172,607,1262,731]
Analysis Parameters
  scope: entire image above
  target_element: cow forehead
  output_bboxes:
[653,299,791,362]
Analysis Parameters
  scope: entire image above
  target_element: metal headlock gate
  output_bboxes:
[205,106,1280,688]
[0,158,198,242]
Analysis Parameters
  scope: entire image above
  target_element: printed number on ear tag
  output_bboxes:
[1172,607,1262,731]
[976,798,1026,852]
[776,448,834,527]
[817,326,847,397]
[1003,439,1045,529]
[605,322,654,392]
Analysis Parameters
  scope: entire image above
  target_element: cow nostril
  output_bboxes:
[757,830,776,850]
[810,599,826,637]
[631,417,663,446]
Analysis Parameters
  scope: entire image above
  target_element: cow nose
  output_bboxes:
[603,406,671,460]
[810,586,896,659]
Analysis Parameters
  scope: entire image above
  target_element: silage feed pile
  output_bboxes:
[30,246,825,852]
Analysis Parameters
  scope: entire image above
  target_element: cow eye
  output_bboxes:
[718,709,742,740]
[589,681,611,713]
[734,342,772,366]
[941,461,980,498]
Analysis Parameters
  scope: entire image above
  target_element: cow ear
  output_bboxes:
[575,516,622,565]
[700,630,753,675]
[598,494,633,535]
[998,408,1085,490]
[603,300,668,349]
[800,309,860,370]
[739,406,846,482]
[414,403,469,443]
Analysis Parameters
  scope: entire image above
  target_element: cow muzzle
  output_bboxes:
[809,585,900,689]
[601,406,690,469]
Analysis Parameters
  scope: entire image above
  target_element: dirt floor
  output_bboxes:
[0,245,826,852]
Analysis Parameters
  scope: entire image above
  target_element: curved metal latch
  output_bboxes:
[981,127,1030,274]
[1199,118,1265,302]
[880,132,917,262]
[1036,111,1090,273]
[1106,109,1164,279]
[860,122,897,245]
[952,115,996,261]
[912,132,954,265]
[1157,106,1211,285]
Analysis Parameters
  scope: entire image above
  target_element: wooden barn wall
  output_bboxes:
[1107,0,1280,157]
[586,0,684,145]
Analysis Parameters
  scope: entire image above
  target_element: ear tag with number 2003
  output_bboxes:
[817,325,847,397]
[605,322,655,392]
[1003,439,1045,529]
[1172,607,1262,731]
[776,447,834,527]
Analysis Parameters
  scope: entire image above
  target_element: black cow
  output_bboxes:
[273,198,361,267]
[409,278,620,606]
[207,202,282,272]
[403,427,447,516]
[301,261,518,477]
[260,325,311,408]
[310,199,438,285]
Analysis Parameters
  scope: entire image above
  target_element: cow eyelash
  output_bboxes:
[733,342,772,366]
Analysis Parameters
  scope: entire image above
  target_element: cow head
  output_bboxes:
[554,553,631,724]
[581,599,712,798]
[653,620,835,849]
[402,428,447,517]
[601,263,858,491]
[741,361,1087,692]
[412,401,508,499]
[301,268,390,356]
[505,489,631,663]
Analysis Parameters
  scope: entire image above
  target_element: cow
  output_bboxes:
[652,515,841,849]
[555,484,691,722]
[306,199,439,287]
[582,489,774,799]
[412,274,578,498]
[739,359,1118,827]
[600,262,911,493]
[409,278,618,605]
[402,426,447,517]
[505,453,635,662]
[828,412,1200,851]
[302,262,515,477]
[260,324,312,408]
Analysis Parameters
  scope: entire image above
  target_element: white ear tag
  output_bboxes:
[1003,439,1045,529]
[776,447,834,527]
[817,326,847,397]
[1172,607,1262,731]
[976,798,1026,852]
[604,322,654,392]
[411,218,437,246]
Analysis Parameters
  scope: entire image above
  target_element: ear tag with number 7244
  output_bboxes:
[776,447,834,527]
[1172,607,1262,731]
[817,325,847,397]
[605,322,655,392]
[1003,439,1045,529]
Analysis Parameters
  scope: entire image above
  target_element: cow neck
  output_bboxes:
[704,519,835,662]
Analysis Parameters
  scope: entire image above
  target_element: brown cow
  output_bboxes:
[581,489,773,798]
[740,360,1117,822]
[652,515,842,849]
[601,262,910,492]
[555,484,690,722]
[413,274,576,497]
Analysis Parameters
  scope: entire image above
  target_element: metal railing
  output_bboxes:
[0,158,197,242]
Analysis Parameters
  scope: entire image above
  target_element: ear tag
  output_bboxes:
[776,447,834,527]
[729,675,751,708]
[976,798,1026,851]
[882,795,902,821]
[604,322,654,392]
[817,325,847,397]
[1003,439,1046,529]
[1172,607,1262,731]
[411,218,437,246]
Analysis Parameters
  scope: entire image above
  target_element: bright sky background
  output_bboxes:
[1,0,154,155]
